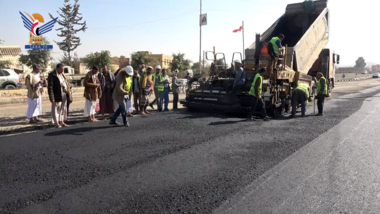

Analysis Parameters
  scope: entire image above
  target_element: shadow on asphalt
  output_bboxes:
[44,126,115,136]
[208,120,246,126]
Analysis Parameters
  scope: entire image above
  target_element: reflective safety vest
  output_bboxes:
[317,76,328,95]
[152,72,159,88]
[249,73,262,97]
[270,37,280,56]
[295,83,310,99]
[125,76,132,93]
[157,75,169,92]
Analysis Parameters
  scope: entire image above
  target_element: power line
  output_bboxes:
[88,10,199,30]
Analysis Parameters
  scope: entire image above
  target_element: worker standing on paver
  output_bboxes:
[291,82,311,118]
[247,68,269,121]
[149,65,161,109]
[268,34,285,72]
[316,72,328,116]
[232,60,245,93]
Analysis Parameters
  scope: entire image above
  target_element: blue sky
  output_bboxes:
[1,0,379,66]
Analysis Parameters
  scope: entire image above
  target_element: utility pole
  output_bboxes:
[242,20,245,60]
[199,0,202,74]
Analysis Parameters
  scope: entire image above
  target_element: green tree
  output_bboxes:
[355,57,366,68]
[82,50,112,70]
[0,61,11,69]
[19,38,53,72]
[50,0,87,66]
[170,53,191,74]
[131,52,158,70]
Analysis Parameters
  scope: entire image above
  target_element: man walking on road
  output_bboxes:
[48,63,71,128]
[291,82,311,117]
[172,69,181,110]
[25,64,45,124]
[110,66,133,127]
[149,65,161,109]
[98,65,115,120]
[247,68,269,121]
[316,72,328,116]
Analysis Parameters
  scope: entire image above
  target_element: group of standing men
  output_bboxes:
[25,63,73,128]
[25,63,183,128]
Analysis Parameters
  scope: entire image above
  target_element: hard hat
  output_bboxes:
[147,66,153,70]
[156,65,162,70]
[234,60,241,64]
[125,66,134,76]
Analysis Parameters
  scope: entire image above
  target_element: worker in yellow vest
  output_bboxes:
[268,34,285,72]
[149,65,161,109]
[125,74,133,117]
[157,68,171,112]
[291,82,311,118]
[247,68,269,121]
[316,72,328,116]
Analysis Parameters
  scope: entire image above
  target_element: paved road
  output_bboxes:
[1,79,380,213]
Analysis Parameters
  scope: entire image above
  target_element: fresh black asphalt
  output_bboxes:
[1,87,380,213]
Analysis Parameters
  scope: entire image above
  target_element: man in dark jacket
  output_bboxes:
[48,63,70,128]
[132,71,141,113]
[98,66,116,120]
[172,69,181,110]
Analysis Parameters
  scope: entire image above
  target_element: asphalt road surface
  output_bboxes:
[1,79,380,213]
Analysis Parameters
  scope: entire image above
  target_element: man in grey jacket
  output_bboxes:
[172,69,181,110]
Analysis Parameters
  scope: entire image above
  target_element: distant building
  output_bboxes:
[0,46,24,73]
[136,51,173,69]
[112,56,131,69]
[372,64,380,73]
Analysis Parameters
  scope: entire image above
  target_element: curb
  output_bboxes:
[0,95,84,105]
[336,75,373,82]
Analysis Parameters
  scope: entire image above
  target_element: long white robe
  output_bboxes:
[84,99,97,117]
[26,73,42,119]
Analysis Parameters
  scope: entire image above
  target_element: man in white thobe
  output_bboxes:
[25,64,45,124]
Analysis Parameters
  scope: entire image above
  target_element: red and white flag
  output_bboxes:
[233,26,243,33]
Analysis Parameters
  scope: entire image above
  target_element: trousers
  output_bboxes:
[111,100,128,125]
[149,88,159,108]
[317,94,325,114]
[248,96,267,119]
[158,88,170,111]
[292,90,307,116]
[173,92,179,109]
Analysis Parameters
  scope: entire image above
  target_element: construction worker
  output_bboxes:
[232,60,245,93]
[247,68,269,121]
[125,73,133,117]
[291,82,311,117]
[149,65,161,109]
[157,68,170,112]
[268,34,285,73]
[316,72,328,116]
